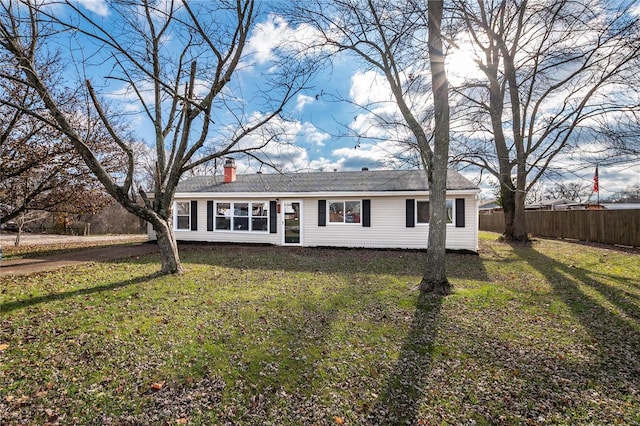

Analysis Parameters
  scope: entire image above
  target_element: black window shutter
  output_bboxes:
[455,198,465,228]
[362,199,371,227]
[207,201,214,231]
[318,200,326,226]
[190,200,198,231]
[406,199,415,228]
[269,201,277,234]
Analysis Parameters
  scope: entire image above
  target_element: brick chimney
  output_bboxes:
[223,158,236,183]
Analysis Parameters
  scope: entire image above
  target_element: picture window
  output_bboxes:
[176,201,190,230]
[329,200,361,224]
[215,201,269,232]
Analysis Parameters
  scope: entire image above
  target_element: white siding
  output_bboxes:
[301,195,478,251]
[149,194,478,252]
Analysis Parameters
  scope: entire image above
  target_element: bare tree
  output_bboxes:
[0,0,313,274]
[10,210,47,246]
[420,0,450,294]
[609,183,640,203]
[292,0,453,293]
[0,55,111,228]
[451,0,640,241]
[544,181,592,204]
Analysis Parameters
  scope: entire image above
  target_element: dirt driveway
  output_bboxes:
[0,234,158,276]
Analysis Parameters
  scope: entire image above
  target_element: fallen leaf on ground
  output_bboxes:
[45,408,58,420]
[151,381,165,390]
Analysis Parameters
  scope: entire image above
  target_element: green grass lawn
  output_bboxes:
[1,232,639,425]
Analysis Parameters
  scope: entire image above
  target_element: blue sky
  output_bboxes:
[68,0,639,200]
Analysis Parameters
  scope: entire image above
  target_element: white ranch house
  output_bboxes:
[150,159,480,252]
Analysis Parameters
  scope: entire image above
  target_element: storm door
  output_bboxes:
[283,201,301,245]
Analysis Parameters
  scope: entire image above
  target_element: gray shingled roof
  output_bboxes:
[176,169,478,194]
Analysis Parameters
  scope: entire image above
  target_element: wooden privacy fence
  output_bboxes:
[479,209,640,247]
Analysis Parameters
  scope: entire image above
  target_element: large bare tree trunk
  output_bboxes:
[502,192,528,241]
[501,161,528,241]
[482,32,527,242]
[501,182,516,238]
[512,163,529,241]
[153,219,183,275]
[419,0,450,295]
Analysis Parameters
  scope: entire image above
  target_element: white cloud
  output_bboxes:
[350,110,403,141]
[295,94,315,112]
[206,113,335,172]
[349,70,391,105]
[105,76,216,113]
[298,122,329,147]
[76,0,109,16]
[331,139,414,169]
[244,14,330,66]
[347,70,412,144]
[245,14,289,64]
[307,157,346,172]
[597,163,640,195]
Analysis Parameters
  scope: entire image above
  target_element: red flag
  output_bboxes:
[593,166,599,193]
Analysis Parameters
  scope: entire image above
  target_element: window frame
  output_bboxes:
[175,201,191,231]
[233,202,250,231]
[214,201,270,233]
[446,199,454,224]
[415,199,454,225]
[251,201,269,231]
[416,200,430,224]
[215,202,232,231]
[327,200,362,225]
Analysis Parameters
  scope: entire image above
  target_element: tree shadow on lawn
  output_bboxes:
[217,292,346,423]
[511,245,640,405]
[207,288,444,425]
[0,272,160,314]
[512,245,640,331]
[166,246,470,424]
[141,274,408,424]
[369,292,443,425]
[179,243,490,282]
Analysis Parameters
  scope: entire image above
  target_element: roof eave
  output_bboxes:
[175,188,480,198]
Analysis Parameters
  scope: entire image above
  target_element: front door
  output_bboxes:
[283,200,301,245]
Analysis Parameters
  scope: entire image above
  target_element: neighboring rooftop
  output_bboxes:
[176,169,479,193]
[479,199,500,210]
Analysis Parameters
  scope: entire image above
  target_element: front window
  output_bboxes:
[416,200,453,224]
[417,201,430,224]
[216,202,231,230]
[176,201,190,230]
[215,201,269,232]
[252,202,268,231]
[329,200,361,224]
[234,202,249,231]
